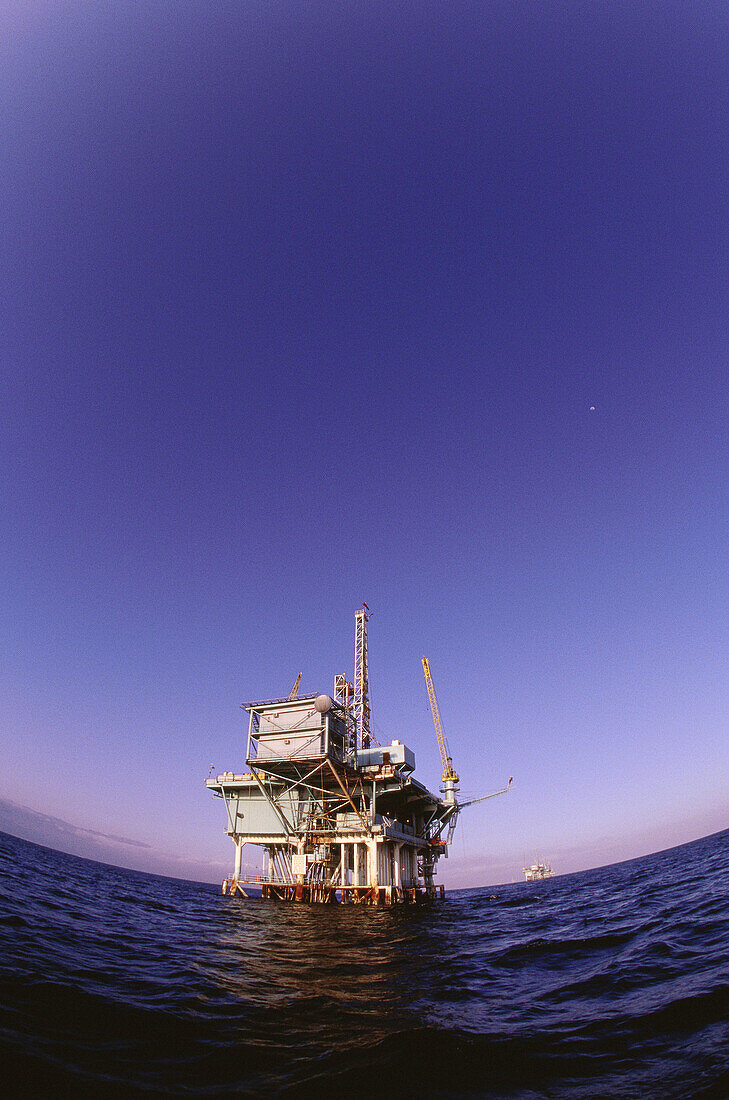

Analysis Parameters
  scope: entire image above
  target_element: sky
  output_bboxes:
[2,0,729,888]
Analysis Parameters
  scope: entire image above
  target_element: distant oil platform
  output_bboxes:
[207,606,511,905]
[523,858,554,882]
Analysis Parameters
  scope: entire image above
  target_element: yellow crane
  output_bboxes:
[289,672,302,699]
[422,657,459,790]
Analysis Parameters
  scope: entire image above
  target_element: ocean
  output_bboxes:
[1,828,728,1097]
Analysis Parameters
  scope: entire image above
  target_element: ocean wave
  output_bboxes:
[2,829,729,1096]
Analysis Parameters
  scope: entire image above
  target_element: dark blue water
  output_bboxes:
[2,830,729,1097]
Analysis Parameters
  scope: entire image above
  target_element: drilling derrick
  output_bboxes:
[353,605,371,750]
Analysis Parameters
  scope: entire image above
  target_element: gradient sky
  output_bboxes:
[3,0,729,887]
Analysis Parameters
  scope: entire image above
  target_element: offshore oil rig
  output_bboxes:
[206,606,511,904]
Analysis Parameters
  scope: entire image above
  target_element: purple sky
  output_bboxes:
[3,1,729,887]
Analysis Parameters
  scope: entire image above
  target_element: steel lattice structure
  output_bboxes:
[206,607,511,905]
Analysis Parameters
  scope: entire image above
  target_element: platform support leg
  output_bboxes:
[366,839,378,891]
[393,842,402,890]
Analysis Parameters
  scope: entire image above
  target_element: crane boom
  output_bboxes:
[289,673,302,699]
[422,657,459,784]
[459,778,513,808]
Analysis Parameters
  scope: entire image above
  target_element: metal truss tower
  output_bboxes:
[334,673,355,750]
[353,605,371,749]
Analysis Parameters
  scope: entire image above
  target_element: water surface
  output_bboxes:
[1,829,728,1096]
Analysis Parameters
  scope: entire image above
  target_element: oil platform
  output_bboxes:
[206,606,510,905]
